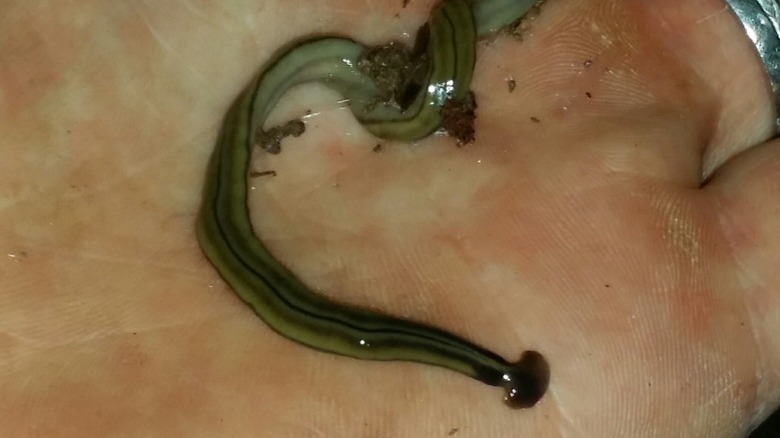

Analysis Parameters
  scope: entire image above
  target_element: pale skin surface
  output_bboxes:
[2,0,780,436]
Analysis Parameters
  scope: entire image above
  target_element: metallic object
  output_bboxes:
[724,0,780,129]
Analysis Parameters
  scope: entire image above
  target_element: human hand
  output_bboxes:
[2,0,778,436]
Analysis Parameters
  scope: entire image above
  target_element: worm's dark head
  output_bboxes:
[501,350,550,409]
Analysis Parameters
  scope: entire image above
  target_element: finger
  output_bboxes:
[470,0,717,189]
[649,0,778,177]
[706,138,780,427]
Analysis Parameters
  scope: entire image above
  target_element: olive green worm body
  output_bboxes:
[197,0,548,408]
[471,0,540,35]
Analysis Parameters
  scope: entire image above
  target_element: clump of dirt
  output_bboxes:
[256,119,305,154]
[441,91,477,145]
[357,24,430,110]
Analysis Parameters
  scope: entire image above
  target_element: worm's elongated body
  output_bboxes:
[197,0,548,408]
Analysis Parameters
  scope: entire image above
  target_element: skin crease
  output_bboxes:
[1,0,780,436]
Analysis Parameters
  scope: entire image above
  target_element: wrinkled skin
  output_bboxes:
[2,0,780,436]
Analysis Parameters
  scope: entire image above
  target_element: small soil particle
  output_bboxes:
[256,119,306,154]
[441,91,477,145]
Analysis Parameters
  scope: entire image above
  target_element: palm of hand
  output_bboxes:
[2,0,779,436]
